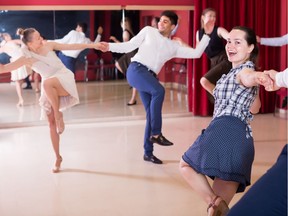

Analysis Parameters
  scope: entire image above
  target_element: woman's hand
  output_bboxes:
[98,42,109,52]
[263,69,281,91]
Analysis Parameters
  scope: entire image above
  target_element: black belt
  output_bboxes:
[133,62,157,78]
[149,70,157,78]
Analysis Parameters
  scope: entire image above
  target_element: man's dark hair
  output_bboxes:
[160,11,178,26]
[77,22,88,33]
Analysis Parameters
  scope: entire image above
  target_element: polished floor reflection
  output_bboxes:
[0,80,287,216]
[0,80,189,127]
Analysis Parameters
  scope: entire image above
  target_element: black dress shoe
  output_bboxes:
[149,133,173,146]
[143,155,163,164]
[127,101,137,106]
[23,85,32,90]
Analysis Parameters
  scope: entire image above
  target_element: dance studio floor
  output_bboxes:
[0,80,287,216]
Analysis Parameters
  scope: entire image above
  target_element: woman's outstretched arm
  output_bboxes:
[0,56,32,73]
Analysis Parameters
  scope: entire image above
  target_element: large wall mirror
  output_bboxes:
[0,9,192,125]
[0,10,140,62]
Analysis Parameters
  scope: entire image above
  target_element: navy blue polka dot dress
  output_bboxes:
[182,61,258,193]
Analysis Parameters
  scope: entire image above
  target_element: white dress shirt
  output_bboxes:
[276,68,288,88]
[54,30,101,58]
[260,34,288,47]
[109,26,210,74]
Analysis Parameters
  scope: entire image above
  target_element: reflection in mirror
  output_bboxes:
[0,10,189,126]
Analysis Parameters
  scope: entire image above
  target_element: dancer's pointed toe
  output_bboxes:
[52,156,63,173]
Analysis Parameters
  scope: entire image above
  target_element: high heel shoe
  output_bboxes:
[56,113,65,134]
[52,156,63,173]
[207,196,229,216]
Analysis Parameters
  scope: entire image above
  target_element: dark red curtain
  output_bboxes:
[188,0,287,116]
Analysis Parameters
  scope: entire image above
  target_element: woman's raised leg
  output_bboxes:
[43,77,69,134]
[179,159,218,207]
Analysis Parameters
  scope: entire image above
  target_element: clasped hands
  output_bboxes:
[96,42,109,52]
[257,70,280,91]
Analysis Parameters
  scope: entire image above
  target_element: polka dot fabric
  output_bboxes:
[182,115,254,193]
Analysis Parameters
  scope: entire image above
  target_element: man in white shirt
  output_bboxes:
[55,22,103,73]
[101,10,210,164]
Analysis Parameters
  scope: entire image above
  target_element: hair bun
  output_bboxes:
[16,28,24,35]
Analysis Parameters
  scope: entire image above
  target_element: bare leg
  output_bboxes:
[43,77,69,134]
[179,159,231,215]
[212,178,239,205]
[47,109,62,173]
[200,77,215,95]
[115,61,123,73]
[127,88,137,105]
[33,72,40,93]
[15,79,24,106]
[115,61,137,105]
[179,159,217,205]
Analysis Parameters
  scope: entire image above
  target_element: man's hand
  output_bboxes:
[97,42,109,52]
[263,69,281,91]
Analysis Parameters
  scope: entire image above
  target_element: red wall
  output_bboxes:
[280,0,287,71]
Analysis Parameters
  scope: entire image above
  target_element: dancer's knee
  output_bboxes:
[179,158,189,175]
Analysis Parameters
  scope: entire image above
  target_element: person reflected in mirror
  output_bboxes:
[54,22,103,74]
[110,17,139,106]
[0,32,31,106]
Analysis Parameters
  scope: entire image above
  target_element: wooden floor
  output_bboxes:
[0,80,287,216]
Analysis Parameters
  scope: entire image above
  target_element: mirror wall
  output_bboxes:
[0,10,142,63]
[0,10,190,125]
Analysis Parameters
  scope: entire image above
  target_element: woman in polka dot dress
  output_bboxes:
[179,26,272,216]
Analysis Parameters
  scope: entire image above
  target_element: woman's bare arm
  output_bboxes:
[237,68,272,88]
[0,57,32,73]
[47,41,105,52]
[250,91,261,114]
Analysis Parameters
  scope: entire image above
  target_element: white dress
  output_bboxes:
[25,50,79,119]
[2,41,30,81]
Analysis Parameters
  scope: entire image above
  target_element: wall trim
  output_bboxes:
[0,5,194,10]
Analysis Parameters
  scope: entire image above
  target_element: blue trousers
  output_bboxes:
[127,62,165,156]
[58,52,76,73]
[228,144,287,216]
